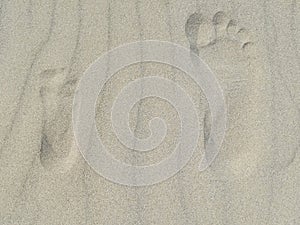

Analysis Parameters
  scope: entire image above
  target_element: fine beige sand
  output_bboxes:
[0,0,299,224]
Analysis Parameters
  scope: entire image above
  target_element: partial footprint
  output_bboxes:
[185,12,216,51]
[185,12,203,55]
[39,68,78,172]
[185,11,297,181]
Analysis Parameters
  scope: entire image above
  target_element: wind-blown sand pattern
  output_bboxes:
[0,0,299,224]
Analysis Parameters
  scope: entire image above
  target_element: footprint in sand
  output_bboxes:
[185,11,298,181]
[37,11,298,180]
[39,68,78,172]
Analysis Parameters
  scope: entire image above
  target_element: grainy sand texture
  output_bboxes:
[0,0,299,224]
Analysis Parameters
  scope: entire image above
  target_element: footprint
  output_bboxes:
[185,11,298,181]
[39,68,78,172]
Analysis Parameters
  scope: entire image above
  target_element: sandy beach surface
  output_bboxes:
[0,0,299,224]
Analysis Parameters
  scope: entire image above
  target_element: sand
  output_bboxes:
[0,0,299,224]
